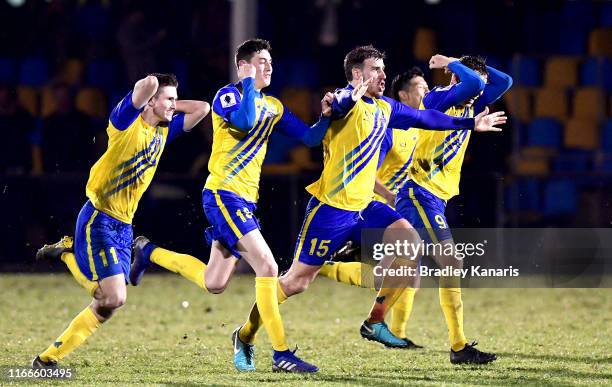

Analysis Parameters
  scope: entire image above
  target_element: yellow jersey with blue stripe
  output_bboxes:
[204,82,284,203]
[374,127,419,203]
[86,91,186,224]
[306,85,475,211]
[409,85,473,200]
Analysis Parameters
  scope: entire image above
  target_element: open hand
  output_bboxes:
[351,76,374,101]
[474,107,507,132]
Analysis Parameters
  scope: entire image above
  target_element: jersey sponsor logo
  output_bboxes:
[220,92,237,108]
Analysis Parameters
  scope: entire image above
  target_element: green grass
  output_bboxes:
[1,274,611,386]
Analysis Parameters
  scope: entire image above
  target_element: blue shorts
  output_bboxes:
[202,189,260,258]
[294,196,402,266]
[74,201,132,282]
[396,180,453,243]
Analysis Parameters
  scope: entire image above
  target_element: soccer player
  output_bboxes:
[232,45,507,368]
[391,54,512,364]
[32,73,210,368]
[128,39,335,373]
[318,67,430,348]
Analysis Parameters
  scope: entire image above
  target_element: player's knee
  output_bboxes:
[100,291,127,310]
[204,278,228,294]
[256,258,278,277]
[283,276,310,296]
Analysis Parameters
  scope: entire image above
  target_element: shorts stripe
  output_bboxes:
[110,247,119,264]
[213,190,243,239]
[294,202,324,261]
[86,210,99,281]
[408,187,439,243]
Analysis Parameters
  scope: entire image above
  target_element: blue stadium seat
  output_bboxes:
[580,57,601,86]
[604,58,612,91]
[601,1,612,27]
[602,119,612,152]
[18,57,49,87]
[559,27,587,55]
[509,56,540,87]
[552,150,591,173]
[543,179,577,216]
[0,57,16,84]
[504,178,540,211]
[527,118,562,148]
[85,60,117,91]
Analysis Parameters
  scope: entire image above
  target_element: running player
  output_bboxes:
[129,39,335,373]
[33,73,210,367]
[232,45,507,369]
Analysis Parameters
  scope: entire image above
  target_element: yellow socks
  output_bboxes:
[389,288,416,338]
[61,252,98,296]
[318,262,362,287]
[39,306,101,363]
[254,277,288,351]
[150,247,207,290]
[439,287,468,351]
[239,280,287,345]
[367,286,406,323]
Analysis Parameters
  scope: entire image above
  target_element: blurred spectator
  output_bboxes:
[40,83,97,173]
[117,9,166,84]
[0,85,36,175]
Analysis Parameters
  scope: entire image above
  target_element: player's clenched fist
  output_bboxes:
[237,62,256,80]
[321,92,335,117]
[429,54,459,69]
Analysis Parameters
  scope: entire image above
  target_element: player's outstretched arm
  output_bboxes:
[275,94,333,147]
[132,75,159,109]
[474,66,513,113]
[176,100,211,131]
[228,63,258,131]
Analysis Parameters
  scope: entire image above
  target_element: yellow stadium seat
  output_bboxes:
[16,86,38,116]
[40,86,56,117]
[588,28,612,56]
[573,87,605,120]
[75,87,107,119]
[60,59,84,86]
[413,28,437,61]
[503,87,531,123]
[564,118,599,150]
[514,157,550,176]
[534,87,568,121]
[280,87,311,122]
[543,56,579,88]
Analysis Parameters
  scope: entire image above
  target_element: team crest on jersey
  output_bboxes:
[220,92,237,108]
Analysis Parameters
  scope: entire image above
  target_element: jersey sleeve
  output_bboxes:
[166,112,187,143]
[212,85,242,123]
[110,90,143,130]
[331,87,357,119]
[384,96,474,131]
[275,104,331,147]
[473,65,513,114]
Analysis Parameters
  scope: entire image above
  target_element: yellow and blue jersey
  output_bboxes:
[306,85,475,211]
[86,91,186,224]
[205,80,328,204]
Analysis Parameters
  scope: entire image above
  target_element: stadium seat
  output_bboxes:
[527,118,563,148]
[553,149,592,173]
[85,60,117,91]
[40,86,56,117]
[514,156,550,176]
[18,57,49,87]
[504,178,540,211]
[543,179,577,216]
[280,87,312,122]
[16,86,38,116]
[564,118,599,150]
[602,1,612,27]
[75,87,107,119]
[509,55,540,87]
[580,56,602,86]
[413,28,437,61]
[0,57,16,84]
[503,87,531,123]
[601,119,612,151]
[543,56,579,88]
[588,28,612,56]
[572,87,605,120]
[60,59,84,86]
[533,87,569,121]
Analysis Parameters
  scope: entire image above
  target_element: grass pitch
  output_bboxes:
[1,274,611,386]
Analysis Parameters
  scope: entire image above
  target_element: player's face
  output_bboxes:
[361,58,386,97]
[406,76,429,106]
[249,49,273,89]
[151,86,177,122]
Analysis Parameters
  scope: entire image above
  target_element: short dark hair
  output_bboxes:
[235,39,272,67]
[344,45,386,82]
[459,55,488,77]
[391,67,425,100]
[149,73,179,89]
